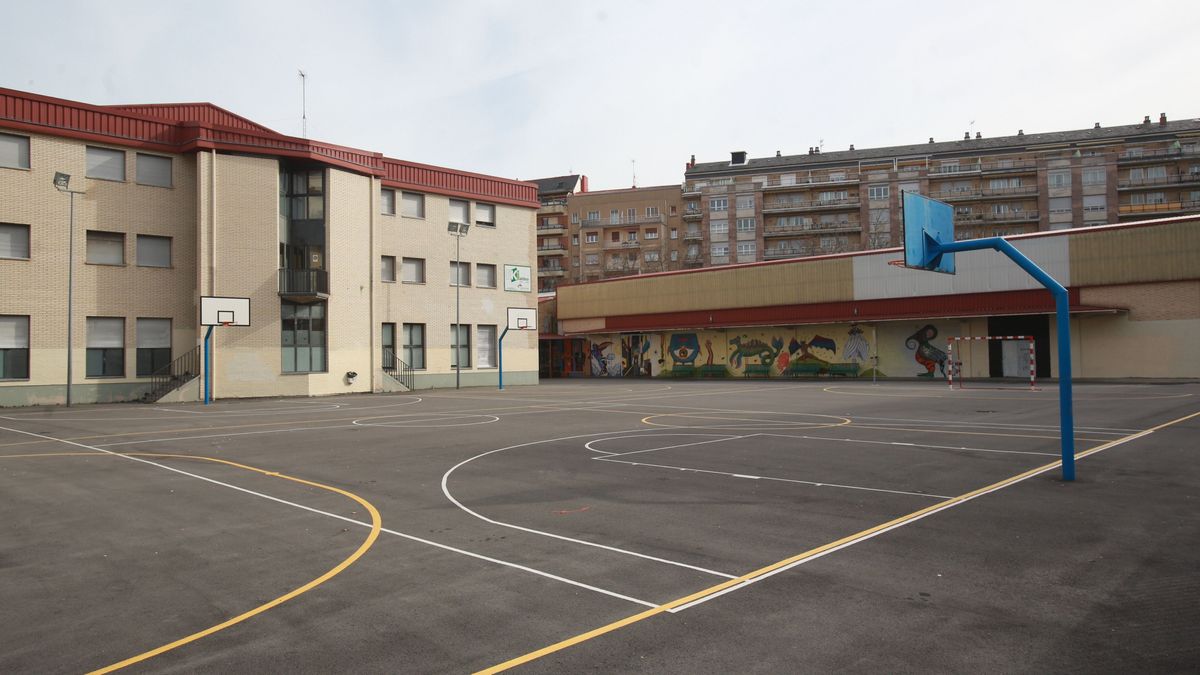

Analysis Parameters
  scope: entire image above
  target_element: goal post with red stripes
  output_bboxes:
[947,336,1036,390]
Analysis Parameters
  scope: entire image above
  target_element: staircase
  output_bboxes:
[383,348,415,391]
[141,346,201,403]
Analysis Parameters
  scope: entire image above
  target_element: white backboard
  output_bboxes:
[507,307,537,331]
[201,296,251,326]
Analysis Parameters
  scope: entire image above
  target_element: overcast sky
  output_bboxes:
[4,1,1197,190]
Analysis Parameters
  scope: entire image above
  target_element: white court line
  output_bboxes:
[95,424,361,447]
[441,430,739,580]
[593,456,952,500]
[0,423,658,609]
[758,433,1058,457]
[845,415,1137,434]
[588,434,753,459]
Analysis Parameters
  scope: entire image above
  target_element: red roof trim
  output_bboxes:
[573,289,1100,333]
[0,86,537,208]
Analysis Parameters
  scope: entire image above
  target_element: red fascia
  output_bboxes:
[597,288,1084,333]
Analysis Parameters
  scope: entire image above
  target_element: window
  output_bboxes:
[475,203,495,227]
[135,153,172,187]
[572,234,579,245]
[735,195,755,210]
[0,315,29,379]
[992,203,1011,215]
[585,254,599,265]
[626,230,637,242]
[646,206,660,217]
[736,218,756,232]
[381,188,396,215]
[670,250,678,261]
[1083,195,1106,211]
[1123,147,1144,158]
[1048,171,1070,189]
[86,146,125,181]
[867,185,890,201]
[737,242,756,257]
[403,323,425,369]
[451,324,471,368]
[711,244,729,257]
[709,197,728,211]
[644,251,660,262]
[587,210,600,221]
[869,209,891,231]
[282,170,324,220]
[86,317,124,377]
[571,212,580,224]
[401,257,425,283]
[402,192,425,218]
[86,231,124,265]
[645,229,659,240]
[0,133,30,169]
[818,190,847,202]
[1189,165,1200,176]
[627,208,636,221]
[136,235,171,267]
[281,302,327,373]
[898,181,920,196]
[611,231,620,243]
[1131,192,1166,205]
[450,261,471,286]
[135,318,171,377]
[1049,197,1072,214]
[1146,166,1168,180]
[669,228,678,239]
[989,177,1021,190]
[669,205,677,216]
[381,255,396,282]
[1128,168,1144,182]
[477,263,497,288]
[377,323,396,369]
[585,232,598,244]
[1082,169,1106,186]
[0,223,30,259]
[449,199,470,225]
[710,220,728,235]
[1189,190,1200,202]
[477,325,497,368]
[609,209,620,224]
[939,160,960,173]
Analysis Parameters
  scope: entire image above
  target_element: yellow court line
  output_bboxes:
[476,408,1200,674]
[0,450,383,674]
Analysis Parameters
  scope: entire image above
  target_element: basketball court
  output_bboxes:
[1,378,1198,672]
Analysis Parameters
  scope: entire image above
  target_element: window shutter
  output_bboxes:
[0,133,30,169]
[87,232,124,265]
[0,224,30,258]
[136,154,172,187]
[136,318,171,348]
[0,316,29,348]
[87,318,124,348]
[86,147,125,181]
[137,235,171,267]
[449,199,469,224]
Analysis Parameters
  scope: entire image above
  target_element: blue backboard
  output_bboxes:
[902,192,956,274]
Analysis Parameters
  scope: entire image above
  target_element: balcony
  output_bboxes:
[1118,173,1200,189]
[1118,199,1200,216]
[980,159,1038,174]
[763,247,813,260]
[955,210,1041,226]
[537,266,566,277]
[537,244,567,256]
[762,197,861,213]
[761,173,859,191]
[682,207,704,221]
[537,222,566,234]
[537,198,568,214]
[930,185,1039,201]
[580,214,665,228]
[603,239,642,250]
[278,268,329,299]
[763,221,861,236]
[1117,146,1199,164]
[683,231,704,241]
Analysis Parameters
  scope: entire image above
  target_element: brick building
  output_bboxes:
[0,87,540,406]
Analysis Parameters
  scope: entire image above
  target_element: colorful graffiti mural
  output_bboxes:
[905,324,949,378]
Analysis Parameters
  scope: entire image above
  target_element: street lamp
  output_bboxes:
[53,172,84,407]
[447,221,470,389]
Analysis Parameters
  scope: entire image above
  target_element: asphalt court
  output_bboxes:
[1,380,1198,673]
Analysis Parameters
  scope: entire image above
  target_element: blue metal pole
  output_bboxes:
[203,325,213,405]
[937,237,1075,480]
[498,327,509,390]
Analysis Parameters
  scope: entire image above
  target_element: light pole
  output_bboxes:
[53,172,84,407]
[447,221,470,389]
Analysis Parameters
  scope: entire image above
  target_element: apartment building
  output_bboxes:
[0,87,539,406]
[683,114,1200,264]
[533,174,584,293]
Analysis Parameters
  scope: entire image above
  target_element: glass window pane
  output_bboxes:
[282,347,296,372]
[312,347,325,372]
[307,195,324,219]
[0,133,30,169]
[402,192,425,218]
[296,347,311,371]
[307,171,323,195]
[136,318,171,348]
[87,231,124,265]
[87,317,124,348]
[0,316,30,349]
[476,203,495,225]
[449,199,469,224]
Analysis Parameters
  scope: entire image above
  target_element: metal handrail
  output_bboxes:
[143,345,200,402]
[1118,172,1200,188]
[763,197,860,210]
[278,268,329,295]
[382,348,414,391]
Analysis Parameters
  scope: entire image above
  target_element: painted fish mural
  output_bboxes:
[905,324,948,377]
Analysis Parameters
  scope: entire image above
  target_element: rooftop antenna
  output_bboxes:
[298,69,307,138]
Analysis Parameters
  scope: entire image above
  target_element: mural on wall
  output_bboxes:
[905,324,949,378]
[843,325,870,363]
[729,336,781,369]
[587,339,621,377]
[668,333,701,366]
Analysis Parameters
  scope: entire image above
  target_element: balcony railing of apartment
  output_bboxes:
[930,185,1040,200]
[1118,146,1200,163]
[581,214,665,228]
[929,159,1038,176]
[762,197,861,212]
[603,239,643,250]
[605,261,640,272]
[955,210,1041,224]
[537,198,568,214]
[1118,173,1200,189]
[537,222,567,232]
[537,266,566,276]
[763,247,814,260]
[537,243,568,252]
[763,221,861,235]
[1118,199,1200,215]
[682,207,704,219]
[278,268,329,297]
[683,231,704,241]
[761,173,860,189]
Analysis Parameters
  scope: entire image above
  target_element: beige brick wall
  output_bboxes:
[1080,281,1200,321]
[0,133,196,397]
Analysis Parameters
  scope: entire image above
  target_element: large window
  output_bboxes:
[477,325,497,368]
[476,263,497,288]
[1083,195,1106,212]
[87,231,125,265]
[86,146,125,181]
[382,323,396,368]
[451,324,471,368]
[449,199,469,225]
[475,203,495,227]
[0,315,29,380]
[136,235,171,267]
[585,232,598,244]
[281,302,326,373]
[736,242,757,257]
[136,318,171,377]
[402,192,425,218]
[402,257,425,283]
[136,153,172,187]
[0,223,30,259]
[709,220,728,235]
[711,244,729,257]
[450,261,471,286]
[0,133,30,170]
[86,317,124,378]
[709,197,728,212]
[1082,169,1106,186]
[868,184,890,201]
[281,169,324,220]
[381,255,396,282]
[736,218,756,232]
[1048,171,1070,189]
[381,188,396,215]
[1049,197,1072,214]
[403,323,425,369]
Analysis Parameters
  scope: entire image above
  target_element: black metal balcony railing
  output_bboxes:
[1118,199,1200,215]
[1118,172,1200,189]
[580,214,665,228]
[763,197,861,212]
[279,268,329,295]
[537,222,567,231]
